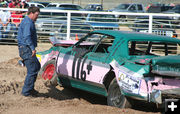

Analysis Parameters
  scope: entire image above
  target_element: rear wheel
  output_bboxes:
[39,60,58,86]
[107,78,131,108]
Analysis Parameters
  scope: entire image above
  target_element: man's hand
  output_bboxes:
[32,50,36,57]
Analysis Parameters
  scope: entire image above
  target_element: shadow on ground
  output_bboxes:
[36,84,160,113]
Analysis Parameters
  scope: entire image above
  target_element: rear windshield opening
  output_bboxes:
[128,41,178,56]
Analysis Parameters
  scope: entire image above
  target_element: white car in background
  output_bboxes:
[108,3,145,20]
[27,2,46,8]
[46,3,82,10]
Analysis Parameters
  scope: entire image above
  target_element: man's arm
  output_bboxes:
[23,23,36,56]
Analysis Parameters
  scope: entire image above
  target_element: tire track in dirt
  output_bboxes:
[0,80,22,95]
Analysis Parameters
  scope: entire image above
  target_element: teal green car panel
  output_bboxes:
[58,76,108,96]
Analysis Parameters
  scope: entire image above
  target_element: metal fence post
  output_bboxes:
[67,12,71,40]
[148,14,153,34]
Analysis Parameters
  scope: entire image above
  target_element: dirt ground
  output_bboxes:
[0,44,161,114]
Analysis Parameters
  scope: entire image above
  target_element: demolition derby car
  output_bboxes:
[37,30,180,108]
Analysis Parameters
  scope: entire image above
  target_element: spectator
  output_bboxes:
[0,2,11,39]
[20,0,29,9]
[8,0,20,8]
[11,5,23,38]
[20,0,29,15]
[0,0,7,7]
[17,0,21,3]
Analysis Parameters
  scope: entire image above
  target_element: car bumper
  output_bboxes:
[150,88,180,104]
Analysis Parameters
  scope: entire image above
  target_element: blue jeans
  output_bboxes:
[18,45,41,96]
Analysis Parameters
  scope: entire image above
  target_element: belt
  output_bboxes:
[18,45,28,48]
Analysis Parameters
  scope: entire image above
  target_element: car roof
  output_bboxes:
[48,3,79,6]
[91,30,180,43]
[27,2,44,5]
[42,6,61,9]
[86,4,102,6]
[58,3,80,6]
[27,2,45,7]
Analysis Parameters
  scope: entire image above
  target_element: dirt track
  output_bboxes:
[0,44,160,114]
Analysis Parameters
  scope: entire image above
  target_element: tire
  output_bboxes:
[119,15,127,22]
[39,59,58,86]
[107,78,131,108]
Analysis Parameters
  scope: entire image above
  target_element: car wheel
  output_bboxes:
[107,78,131,108]
[119,15,127,22]
[40,59,58,86]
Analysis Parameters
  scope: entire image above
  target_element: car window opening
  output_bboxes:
[75,34,115,53]
[128,41,178,56]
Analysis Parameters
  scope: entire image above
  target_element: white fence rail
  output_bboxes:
[0,8,180,44]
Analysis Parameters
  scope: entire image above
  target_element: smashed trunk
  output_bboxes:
[151,55,180,78]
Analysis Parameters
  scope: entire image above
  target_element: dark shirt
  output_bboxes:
[17,16,37,51]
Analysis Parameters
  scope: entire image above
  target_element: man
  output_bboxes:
[17,6,41,97]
